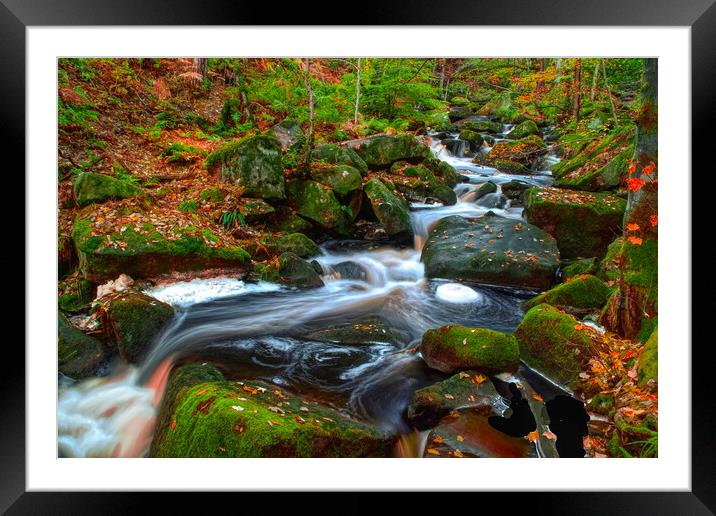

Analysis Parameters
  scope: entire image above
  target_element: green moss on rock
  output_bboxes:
[150,379,395,457]
[259,233,320,259]
[312,143,368,175]
[72,213,250,282]
[421,214,560,290]
[107,292,174,363]
[58,313,105,378]
[562,257,598,280]
[363,178,412,239]
[420,326,520,375]
[514,304,596,389]
[522,274,609,312]
[305,317,398,345]
[350,135,430,169]
[310,164,362,195]
[523,187,627,259]
[508,119,539,139]
[74,172,143,207]
[637,326,657,387]
[276,252,324,288]
[287,180,350,235]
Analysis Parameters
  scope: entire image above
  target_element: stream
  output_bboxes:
[58,125,576,459]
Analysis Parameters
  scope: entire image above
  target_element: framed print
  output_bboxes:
[5,0,712,512]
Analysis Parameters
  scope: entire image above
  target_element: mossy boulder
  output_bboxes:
[508,119,539,139]
[58,313,105,378]
[421,214,560,290]
[312,143,369,175]
[58,278,94,312]
[107,292,174,363]
[407,372,499,430]
[423,156,460,188]
[492,159,530,174]
[305,317,399,345]
[552,126,635,192]
[458,129,484,152]
[348,135,430,169]
[420,326,520,375]
[637,326,658,386]
[562,257,598,280]
[514,303,598,389]
[450,96,471,106]
[150,378,395,457]
[482,135,547,169]
[310,165,362,196]
[363,178,412,240]
[259,233,321,259]
[391,163,457,206]
[277,252,324,288]
[448,105,474,122]
[501,180,532,200]
[475,181,497,199]
[522,274,609,312]
[523,187,627,259]
[73,172,143,207]
[206,133,285,200]
[287,180,350,235]
[600,238,658,341]
[265,206,313,234]
[72,213,250,282]
[477,92,517,122]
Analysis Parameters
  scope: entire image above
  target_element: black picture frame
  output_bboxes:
[5,0,711,513]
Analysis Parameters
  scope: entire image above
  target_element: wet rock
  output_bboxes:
[475,181,497,200]
[305,317,399,345]
[407,372,500,430]
[73,172,142,207]
[455,118,503,134]
[501,180,531,200]
[522,274,609,312]
[58,313,105,379]
[331,260,367,280]
[363,178,412,240]
[277,252,324,289]
[421,214,560,290]
[150,377,395,457]
[524,187,627,260]
[390,163,457,206]
[448,105,474,122]
[422,156,460,188]
[259,233,321,259]
[107,292,175,364]
[480,135,547,169]
[420,325,520,375]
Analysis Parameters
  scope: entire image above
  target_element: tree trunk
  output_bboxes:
[624,58,658,232]
[354,58,361,124]
[572,58,582,122]
[300,58,315,176]
[194,58,208,79]
[590,61,600,101]
[602,59,620,128]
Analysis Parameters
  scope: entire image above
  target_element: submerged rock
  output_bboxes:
[420,325,520,375]
[150,375,395,458]
[107,292,174,364]
[522,274,609,312]
[523,187,626,259]
[305,317,399,345]
[276,252,324,288]
[421,214,560,290]
[73,172,143,207]
[407,372,499,430]
[58,313,105,379]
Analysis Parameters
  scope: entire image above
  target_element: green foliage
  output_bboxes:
[221,209,246,229]
[200,187,224,203]
[178,199,199,213]
[161,142,201,164]
[58,91,98,132]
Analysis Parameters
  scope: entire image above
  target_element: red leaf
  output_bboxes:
[625,178,645,192]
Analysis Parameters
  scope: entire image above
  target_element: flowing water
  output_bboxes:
[58,128,566,458]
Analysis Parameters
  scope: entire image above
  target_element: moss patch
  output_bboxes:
[522,274,609,312]
[74,172,143,207]
[420,326,520,375]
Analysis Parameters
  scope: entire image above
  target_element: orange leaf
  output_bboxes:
[533,394,543,402]
[650,213,658,227]
[642,162,656,176]
[426,448,440,455]
[628,161,636,174]
[170,420,177,430]
[626,223,640,231]
[625,178,645,192]
[627,236,643,245]
[542,430,557,440]
[195,388,208,396]
[525,431,540,442]
[432,436,444,444]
